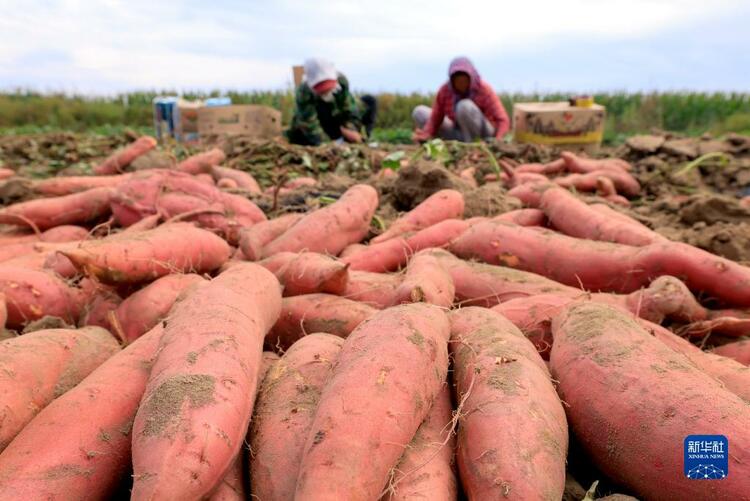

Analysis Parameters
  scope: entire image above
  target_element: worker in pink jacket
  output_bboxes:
[413,57,510,143]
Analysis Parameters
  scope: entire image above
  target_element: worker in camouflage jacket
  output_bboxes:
[286,58,377,146]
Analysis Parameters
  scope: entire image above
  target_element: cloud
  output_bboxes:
[0,0,746,93]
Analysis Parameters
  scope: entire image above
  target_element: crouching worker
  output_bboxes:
[412,56,510,143]
[286,58,377,146]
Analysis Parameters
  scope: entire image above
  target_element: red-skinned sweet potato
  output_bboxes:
[341,237,411,273]
[259,252,349,297]
[211,166,261,194]
[0,226,88,247]
[93,136,157,175]
[176,148,226,175]
[394,250,454,307]
[712,338,750,366]
[131,263,282,500]
[267,293,377,350]
[551,303,750,500]
[372,189,464,244]
[560,151,632,173]
[0,325,163,499]
[238,213,304,261]
[494,208,546,226]
[60,222,230,284]
[540,187,665,245]
[450,307,568,500]
[250,333,344,500]
[0,326,119,452]
[555,169,640,197]
[0,266,84,328]
[33,173,132,196]
[110,273,206,343]
[450,220,750,307]
[262,184,378,257]
[295,304,450,500]
[384,385,457,501]
[640,320,750,402]
[342,270,401,309]
[0,187,112,231]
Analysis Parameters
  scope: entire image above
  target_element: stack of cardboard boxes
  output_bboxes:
[153,97,281,143]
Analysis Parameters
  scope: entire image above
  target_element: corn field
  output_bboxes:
[1,90,749,143]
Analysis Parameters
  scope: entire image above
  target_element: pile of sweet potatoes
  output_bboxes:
[0,138,748,500]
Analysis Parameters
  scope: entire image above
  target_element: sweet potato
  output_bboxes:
[176,148,226,175]
[212,351,279,501]
[211,166,261,193]
[110,273,206,343]
[295,304,450,500]
[404,218,473,251]
[394,250,454,307]
[33,173,132,196]
[0,325,163,499]
[640,320,750,402]
[339,242,368,258]
[494,208,546,226]
[259,252,349,297]
[262,184,378,257]
[267,293,377,350]
[0,226,87,247]
[111,169,265,241]
[0,266,84,328]
[430,249,571,307]
[540,187,665,246]
[450,220,750,307]
[0,187,112,230]
[79,280,122,330]
[560,151,632,173]
[0,293,6,331]
[514,158,566,175]
[450,307,568,500]
[507,171,550,187]
[551,303,750,500]
[93,136,157,175]
[209,452,246,501]
[343,270,401,309]
[372,189,464,244]
[506,182,553,208]
[131,263,282,500]
[712,338,750,366]
[555,169,640,197]
[384,385,457,501]
[341,237,411,273]
[60,222,231,284]
[250,333,344,500]
[0,326,119,452]
[238,213,304,261]
[217,178,238,189]
[121,213,161,233]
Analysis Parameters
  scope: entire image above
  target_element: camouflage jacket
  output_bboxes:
[288,74,363,142]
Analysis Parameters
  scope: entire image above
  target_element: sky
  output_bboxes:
[0,0,748,95]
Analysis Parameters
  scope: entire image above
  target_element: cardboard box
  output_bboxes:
[176,99,203,142]
[513,102,606,152]
[197,105,282,139]
[292,65,305,87]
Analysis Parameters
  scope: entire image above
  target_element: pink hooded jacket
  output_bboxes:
[423,57,510,139]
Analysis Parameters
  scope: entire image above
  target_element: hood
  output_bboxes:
[303,58,338,88]
[448,56,481,95]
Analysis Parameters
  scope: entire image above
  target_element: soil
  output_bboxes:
[2,130,750,263]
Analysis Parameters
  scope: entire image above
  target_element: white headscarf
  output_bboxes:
[303,58,338,88]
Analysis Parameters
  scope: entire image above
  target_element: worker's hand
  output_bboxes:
[340,127,363,143]
[412,128,430,143]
